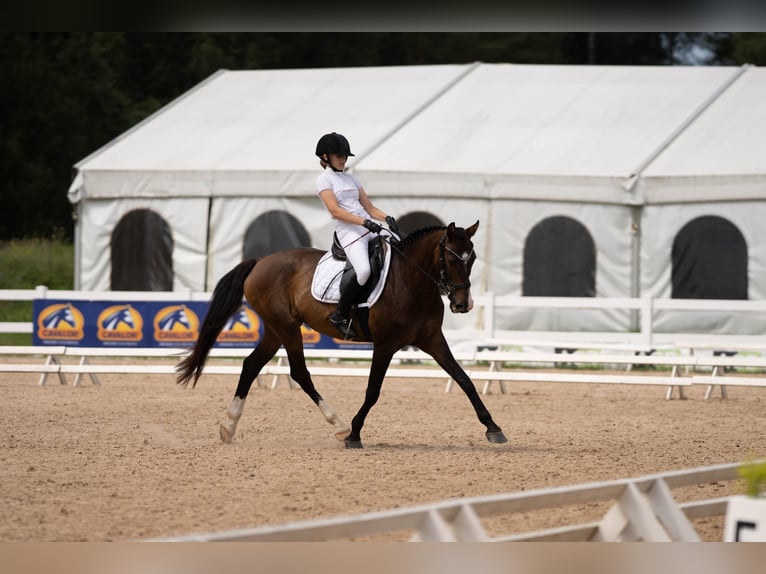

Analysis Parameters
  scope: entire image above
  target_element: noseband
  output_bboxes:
[438,235,474,297]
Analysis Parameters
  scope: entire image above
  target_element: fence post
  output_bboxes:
[34,285,49,299]
[640,296,654,348]
[484,291,495,339]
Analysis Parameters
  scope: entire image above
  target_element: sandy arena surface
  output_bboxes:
[1,357,764,542]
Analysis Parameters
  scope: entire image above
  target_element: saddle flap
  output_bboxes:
[332,232,384,267]
[331,232,346,261]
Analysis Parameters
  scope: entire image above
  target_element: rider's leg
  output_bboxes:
[328,271,363,339]
[328,232,372,340]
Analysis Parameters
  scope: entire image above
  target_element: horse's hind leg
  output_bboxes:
[280,329,351,441]
[220,330,281,443]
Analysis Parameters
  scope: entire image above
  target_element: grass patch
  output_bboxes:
[0,237,74,345]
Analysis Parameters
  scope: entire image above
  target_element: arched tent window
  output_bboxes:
[523,216,596,297]
[672,216,747,300]
[111,209,173,291]
[397,211,444,235]
[243,210,311,259]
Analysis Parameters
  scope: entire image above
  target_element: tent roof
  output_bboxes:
[644,66,766,177]
[69,64,474,201]
[640,66,766,203]
[69,63,766,205]
[356,64,738,178]
[77,64,475,172]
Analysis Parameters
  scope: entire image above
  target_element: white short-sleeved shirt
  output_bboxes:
[316,169,370,221]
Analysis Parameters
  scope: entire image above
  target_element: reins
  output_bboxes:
[382,232,474,297]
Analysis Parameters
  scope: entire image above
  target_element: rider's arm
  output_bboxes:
[318,189,367,226]
[357,186,388,221]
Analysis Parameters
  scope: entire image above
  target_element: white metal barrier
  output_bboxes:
[147,462,741,542]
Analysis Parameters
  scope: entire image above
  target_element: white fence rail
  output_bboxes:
[3,287,766,398]
[1,344,763,399]
[5,286,766,352]
[149,462,742,542]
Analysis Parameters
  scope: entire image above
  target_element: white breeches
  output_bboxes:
[335,225,374,286]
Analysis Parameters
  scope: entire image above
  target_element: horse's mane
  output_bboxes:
[395,225,446,251]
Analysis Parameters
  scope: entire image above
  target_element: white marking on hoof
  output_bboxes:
[219,397,246,443]
[219,424,234,443]
[318,399,350,441]
[334,428,352,441]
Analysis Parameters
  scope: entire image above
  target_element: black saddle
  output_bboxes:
[331,232,386,304]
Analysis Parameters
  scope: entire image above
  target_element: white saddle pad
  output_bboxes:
[311,240,392,308]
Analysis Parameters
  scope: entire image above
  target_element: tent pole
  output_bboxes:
[204,197,213,291]
[72,201,82,290]
[630,206,641,332]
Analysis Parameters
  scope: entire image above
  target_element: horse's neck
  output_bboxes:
[396,234,440,279]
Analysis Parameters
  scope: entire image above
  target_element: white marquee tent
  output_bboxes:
[67,63,766,334]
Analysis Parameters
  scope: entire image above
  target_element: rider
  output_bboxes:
[315,132,399,339]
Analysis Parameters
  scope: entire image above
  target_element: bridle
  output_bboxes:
[384,231,475,299]
[438,235,474,297]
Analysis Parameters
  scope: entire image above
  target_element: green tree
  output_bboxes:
[0,33,132,240]
[731,33,766,65]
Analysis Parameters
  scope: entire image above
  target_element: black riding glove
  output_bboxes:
[363,219,383,234]
[385,215,400,235]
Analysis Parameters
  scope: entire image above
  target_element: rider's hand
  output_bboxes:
[385,216,400,235]
[363,219,383,234]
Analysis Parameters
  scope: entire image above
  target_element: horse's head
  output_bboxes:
[439,221,479,314]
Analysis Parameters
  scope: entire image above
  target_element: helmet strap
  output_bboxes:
[324,154,344,172]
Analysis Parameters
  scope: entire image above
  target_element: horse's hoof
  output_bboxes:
[486,430,508,444]
[344,439,364,449]
[219,424,234,443]
[334,428,352,441]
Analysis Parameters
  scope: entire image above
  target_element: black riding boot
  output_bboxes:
[328,272,363,340]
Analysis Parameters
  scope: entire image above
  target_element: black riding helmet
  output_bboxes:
[315,132,355,158]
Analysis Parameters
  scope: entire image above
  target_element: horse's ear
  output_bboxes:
[447,222,457,238]
[466,220,479,238]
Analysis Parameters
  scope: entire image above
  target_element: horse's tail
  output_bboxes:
[176,259,258,388]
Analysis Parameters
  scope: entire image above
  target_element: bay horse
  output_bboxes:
[176,221,507,448]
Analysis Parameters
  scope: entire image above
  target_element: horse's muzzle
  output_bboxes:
[449,293,474,314]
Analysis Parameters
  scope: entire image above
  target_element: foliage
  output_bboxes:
[731,33,766,66]
[738,458,766,498]
[2,32,765,242]
[0,236,74,344]
[0,235,73,290]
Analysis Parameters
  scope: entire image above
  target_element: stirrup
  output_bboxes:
[328,312,357,340]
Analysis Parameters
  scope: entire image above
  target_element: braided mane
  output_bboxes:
[396,225,446,251]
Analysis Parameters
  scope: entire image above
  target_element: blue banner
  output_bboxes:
[32,299,371,350]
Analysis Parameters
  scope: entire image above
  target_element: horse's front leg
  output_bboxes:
[421,333,507,444]
[345,348,395,449]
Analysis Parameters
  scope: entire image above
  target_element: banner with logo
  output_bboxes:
[32,299,371,350]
